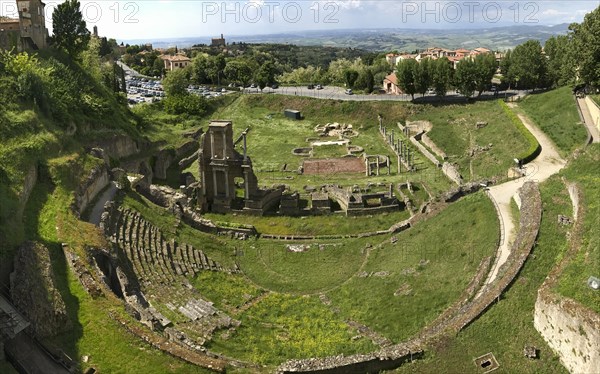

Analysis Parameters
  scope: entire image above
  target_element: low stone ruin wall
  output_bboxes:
[533,183,600,373]
[441,162,463,185]
[584,96,600,132]
[410,133,441,167]
[421,134,447,160]
[278,344,423,374]
[534,292,600,373]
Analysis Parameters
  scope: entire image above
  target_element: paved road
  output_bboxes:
[245,86,528,102]
[576,97,600,143]
[479,104,566,293]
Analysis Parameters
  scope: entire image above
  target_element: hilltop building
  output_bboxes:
[0,0,48,51]
[211,34,225,47]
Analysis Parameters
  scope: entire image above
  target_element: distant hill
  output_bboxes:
[126,24,570,52]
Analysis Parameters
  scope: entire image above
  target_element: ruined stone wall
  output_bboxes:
[409,135,441,167]
[441,162,463,185]
[91,135,141,159]
[10,241,71,338]
[534,292,600,373]
[533,183,600,374]
[421,134,447,160]
[72,163,110,216]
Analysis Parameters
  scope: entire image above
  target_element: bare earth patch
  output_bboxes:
[303,157,365,175]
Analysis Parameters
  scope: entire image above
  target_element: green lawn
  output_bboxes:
[393,176,572,374]
[519,86,588,157]
[327,192,498,342]
[555,144,600,313]
[412,100,531,181]
[237,237,368,294]
[207,293,376,366]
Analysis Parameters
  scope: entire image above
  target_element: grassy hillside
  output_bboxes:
[0,49,137,253]
[0,49,218,373]
[394,176,572,374]
[413,100,531,180]
[518,87,589,157]
[555,144,600,312]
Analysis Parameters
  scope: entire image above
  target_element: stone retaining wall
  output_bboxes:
[410,133,441,167]
[534,183,600,373]
[584,96,600,133]
[421,134,447,160]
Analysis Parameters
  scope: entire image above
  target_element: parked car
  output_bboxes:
[271,83,279,89]
[316,84,323,90]
[345,89,353,95]
[307,84,314,89]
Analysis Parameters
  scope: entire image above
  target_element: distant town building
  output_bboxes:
[383,46,499,94]
[0,0,48,51]
[211,34,226,47]
[161,54,191,71]
[383,72,401,95]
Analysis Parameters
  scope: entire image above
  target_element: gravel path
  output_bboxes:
[479,104,566,291]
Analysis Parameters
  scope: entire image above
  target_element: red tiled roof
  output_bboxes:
[384,72,398,85]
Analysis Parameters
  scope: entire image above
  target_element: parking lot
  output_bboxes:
[125,75,233,106]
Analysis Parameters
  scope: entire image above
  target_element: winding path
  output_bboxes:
[480,104,566,290]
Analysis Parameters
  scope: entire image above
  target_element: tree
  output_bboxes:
[51,0,91,58]
[414,58,432,96]
[472,53,497,97]
[545,35,574,87]
[163,68,189,96]
[570,5,600,88]
[432,57,452,99]
[344,69,359,89]
[191,54,210,84]
[454,58,477,99]
[508,40,548,90]
[224,59,253,86]
[254,61,276,91]
[397,58,417,100]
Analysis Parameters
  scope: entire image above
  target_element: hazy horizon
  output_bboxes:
[2,0,595,41]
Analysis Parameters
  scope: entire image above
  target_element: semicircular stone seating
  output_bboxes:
[102,204,239,288]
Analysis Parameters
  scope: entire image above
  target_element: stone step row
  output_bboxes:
[105,206,229,286]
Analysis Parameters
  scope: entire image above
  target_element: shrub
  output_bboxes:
[498,100,541,163]
[162,94,207,116]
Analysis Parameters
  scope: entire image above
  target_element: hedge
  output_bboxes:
[498,100,541,164]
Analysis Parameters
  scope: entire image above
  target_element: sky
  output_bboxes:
[1,0,598,40]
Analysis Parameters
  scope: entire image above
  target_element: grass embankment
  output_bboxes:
[24,154,212,374]
[394,176,572,374]
[327,193,498,343]
[519,86,588,157]
[204,210,411,236]
[412,100,531,180]
[555,144,600,313]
